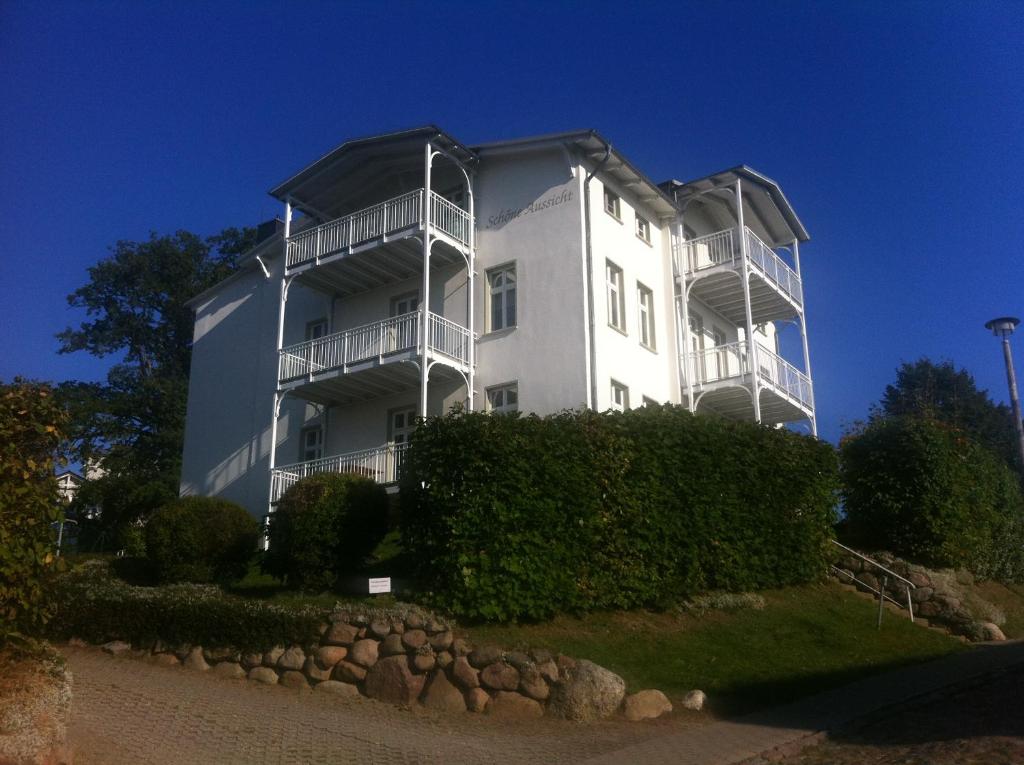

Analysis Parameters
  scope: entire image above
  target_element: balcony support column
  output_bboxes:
[736,178,761,423]
[673,221,695,411]
[793,238,817,435]
[466,173,476,411]
[420,141,433,420]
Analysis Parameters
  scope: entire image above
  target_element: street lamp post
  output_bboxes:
[985,316,1024,469]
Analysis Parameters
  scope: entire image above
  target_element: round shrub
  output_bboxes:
[263,473,389,591]
[840,416,1024,580]
[145,496,259,584]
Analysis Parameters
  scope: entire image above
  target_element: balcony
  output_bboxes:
[278,311,471,404]
[683,340,813,425]
[285,189,471,295]
[270,443,408,503]
[675,227,803,323]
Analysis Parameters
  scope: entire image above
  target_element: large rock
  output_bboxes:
[280,671,310,690]
[465,687,490,713]
[623,690,673,721]
[379,634,406,658]
[315,645,348,669]
[349,639,380,668]
[369,619,392,640]
[421,670,467,712]
[402,629,428,651]
[315,680,360,697]
[980,622,1007,642]
[518,667,550,701]
[262,646,285,667]
[203,646,239,663]
[241,652,263,670]
[547,659,625,721]
[488,691,544,718]
[682,689,707,711]
[150,652,181,667]
[183,646,210,672]
[412,652,436,674]
[333,660,367,684]
[248,666,279,684]
[102,640,131,656]
[364,656,426,705]
[450,657,480,689]
[323,622,360,646]
[303,656,333,682]
[213,661,246,680]
[480,662,519,691]
[468,645,503,668]
[277,646,306,672]
[429,631,454,652]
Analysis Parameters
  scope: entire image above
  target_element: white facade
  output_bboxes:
[180,127,816,519]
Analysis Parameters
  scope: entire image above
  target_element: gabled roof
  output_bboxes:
[661,166,809,243]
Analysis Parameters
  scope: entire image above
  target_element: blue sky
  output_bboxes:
[2,0,1022,445]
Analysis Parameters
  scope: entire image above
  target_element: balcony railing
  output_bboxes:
[685,340,813,410]
[270,443,409,503]
[286,189,471,270]
[278,311,471,383]
[676,227,803,307]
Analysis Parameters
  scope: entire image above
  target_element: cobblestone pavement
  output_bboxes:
[781,665,1024,765]
[65,646,698,765]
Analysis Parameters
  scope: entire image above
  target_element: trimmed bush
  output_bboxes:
[50,561,322,652]
[401,405,839,621]
[840,416,1024,580]
[0,379,66,639]
[145,496,259,584]
[263,473,389,590]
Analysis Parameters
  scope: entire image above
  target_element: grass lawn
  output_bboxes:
[465,582,964,717]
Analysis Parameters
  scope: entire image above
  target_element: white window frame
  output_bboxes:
[610,380,629,412]
[606,260,626,333]
[305,318,328,341]
[487,262,517,332]
[389,291,419,317]
[637,283,655,350]
[603,187,621,219]
[299,425,323,463]
[635,214,651,243]
[387,405,418,445]
[486,382,519,414]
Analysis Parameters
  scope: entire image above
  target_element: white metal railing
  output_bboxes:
[830,540,916,625]
[278,311,471,383]
[675,227,803,308]
[286,189,470,269]
[270,443,410,503]
[684,340,813,410]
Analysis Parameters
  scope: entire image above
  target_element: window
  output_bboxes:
[486,382,519,414]
[305,319,327,341]
[300,426,323,462]
[390,291,419,317]
[712,326,727,381]
[606,261,626,332]
[635,214,651,243]
[487,264,517,331]
[603,187,620,219]
[388,406,417,445]
[610,380,629,412]
[637,283,655,350]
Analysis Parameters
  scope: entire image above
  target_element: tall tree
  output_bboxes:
[57,228,256,537]
[874,358,1021,473]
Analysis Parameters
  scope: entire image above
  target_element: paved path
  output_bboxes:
[65,641,1024,765]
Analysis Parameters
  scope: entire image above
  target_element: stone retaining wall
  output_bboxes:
[832,551,1007,642]
[85,606,674,722]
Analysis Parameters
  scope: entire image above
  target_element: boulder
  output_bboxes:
[241,652,263,670]
[248,666,279,684]
[390,620,405,635]
[425,618,448,634]
[682,689,707,711]
[364,656,426,705]
[280,670,310,690]
[150,652,181,667]
[369,619,392,640]
[412,652,436,674]
[349,639,380,668]
[451,638,473,657]
[315,680,360,696]
[303,657,333,683]
[518,667,550,701]
[213,662,246,680]
[277,646,306,672]
[908,571,932,588]
[505,651,533,671]
[183,647,210,672]
[428,631,453,652]
[547,659,625,721]
[203,646,239,663]
[323,622,359,646]
[102,640,131,656]
[980,622,1007,642]
[315,645,348,669]
[333,660,367,684]
[537,660,559,684]
[623,690,673,721]
[480,662,520,691]
[488,691,543,719]
[404,612,425,630]
[262,646,285,667]
[450,657,480,690]
[910,586,934,604]
[402,629,428,651]
[465,687,490,713]
[421,670,467,712]
[436,651,454,669]
[468,645,503,669]
[379,633,406,657]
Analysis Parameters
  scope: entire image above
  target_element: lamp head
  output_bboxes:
[985,316,1021,338]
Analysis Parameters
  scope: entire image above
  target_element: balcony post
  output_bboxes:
[736,179,761,422]
[793,238,817,435]
[673,221,695,411]
[467,172,476,411]
[420,142,433,420]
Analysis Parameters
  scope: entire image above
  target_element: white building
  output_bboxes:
[180,127,815,519]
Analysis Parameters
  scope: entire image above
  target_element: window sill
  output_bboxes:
[605,210,623,224]
[608,323,628,337]
[483,326,518,339]
[635,233,653,247]
[641,342,658,355]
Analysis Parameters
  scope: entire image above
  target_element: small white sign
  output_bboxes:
[368,577,391,594]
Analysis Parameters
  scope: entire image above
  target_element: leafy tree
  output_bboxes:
[57,228,256,541]
[875,358,1021,474]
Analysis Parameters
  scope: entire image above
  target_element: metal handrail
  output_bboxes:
[756,344,814,409]
[830,540,916,624]
[684,340,812,411]
[270,442,410,503]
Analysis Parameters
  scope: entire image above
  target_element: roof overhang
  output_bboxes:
[662,166,809,244]
[475,129,679,220]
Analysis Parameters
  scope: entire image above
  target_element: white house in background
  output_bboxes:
[56,470,83,505]
[179,126,816,520]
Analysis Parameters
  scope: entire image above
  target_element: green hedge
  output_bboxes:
[263,473,389,590]
[840,416,1024,580]
[401,406,838,621]
[50,562,324,652]
[146,496,259,584]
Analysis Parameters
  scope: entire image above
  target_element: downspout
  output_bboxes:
[583,138,611,410]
